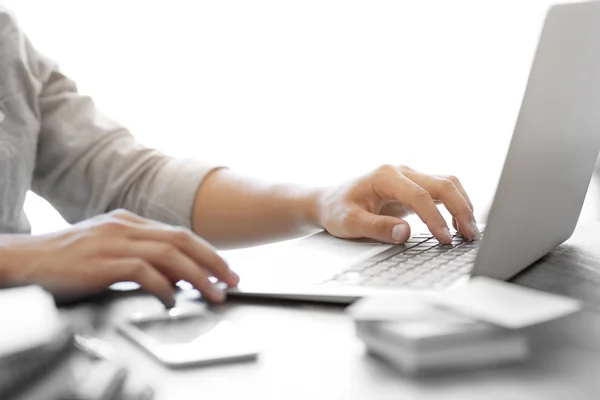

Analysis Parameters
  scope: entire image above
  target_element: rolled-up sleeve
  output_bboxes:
[29,44,220,228]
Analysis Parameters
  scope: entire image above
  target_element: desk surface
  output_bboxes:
[21,222,600,400]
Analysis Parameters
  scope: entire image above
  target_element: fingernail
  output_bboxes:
[211,287,226,302]
[471,222,481,241]
[441,227,452,244]
[163,294,176,309]
[391,224,408,242]
[228,270,240,286]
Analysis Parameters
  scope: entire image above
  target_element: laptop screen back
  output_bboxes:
[473,2,600,280]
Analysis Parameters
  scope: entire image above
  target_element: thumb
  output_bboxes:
[347,208,411,244]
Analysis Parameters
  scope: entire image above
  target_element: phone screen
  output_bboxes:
[130,314,219,345]
[120,310,259,367]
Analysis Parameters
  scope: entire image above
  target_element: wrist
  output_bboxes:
[0,245,16,286]
[0,235,33,287]
[295,186,326,229]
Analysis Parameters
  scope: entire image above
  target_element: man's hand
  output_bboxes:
[0,210,239,306]
[317,164,480,244]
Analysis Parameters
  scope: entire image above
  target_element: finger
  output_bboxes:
[451,183,479,238]
[442,175,474,212]
[344,206,411,244]
[99,213,239,289]
[374,169,452,244]
[437,174,477,238]
[125,226,239,287]
[133,241,227,303]
[104,258,176,307]
[101,211,238,286]
[403,171,480,241]
[106,240,227,303]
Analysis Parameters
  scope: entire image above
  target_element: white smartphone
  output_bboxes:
[117,307,259,368]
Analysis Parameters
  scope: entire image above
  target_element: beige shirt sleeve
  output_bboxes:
[26,39,219,228]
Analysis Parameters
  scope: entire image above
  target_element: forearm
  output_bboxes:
[0,246,8,286]
[192,169,324,249]
[0,235,30,286]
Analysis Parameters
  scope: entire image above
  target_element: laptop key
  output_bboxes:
[369,243,419,262]
[435,253,459,259]
[377,270,399,279]
[419,242,441,248]
[369,264,390,274]
[411,233,435,239]
[388,263,414,272]
[401,252,426,259]
[406,236,431,244]
[452,248,471,254]
[386,256,412,264]
[427,247,451,253]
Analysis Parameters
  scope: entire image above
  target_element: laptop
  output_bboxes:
[226,1,600,303]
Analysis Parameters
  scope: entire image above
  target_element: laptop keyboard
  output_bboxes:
[323,232,482,289]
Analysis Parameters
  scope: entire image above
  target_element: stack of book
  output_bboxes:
[347,277,582,376]
[354,310,528,375]
[0,286,73,399]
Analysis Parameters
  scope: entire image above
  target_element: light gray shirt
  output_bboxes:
[0,8,218,234]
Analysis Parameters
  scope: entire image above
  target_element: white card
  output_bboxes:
[426,277,581,329]
[347,293,448,322]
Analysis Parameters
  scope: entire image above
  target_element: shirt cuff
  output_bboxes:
[144,158,223,229]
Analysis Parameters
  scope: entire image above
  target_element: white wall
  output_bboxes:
[2,0,585,233]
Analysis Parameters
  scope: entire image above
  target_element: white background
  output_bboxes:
[3,0,595,234]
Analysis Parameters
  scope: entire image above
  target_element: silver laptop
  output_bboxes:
[227,2,600,303]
